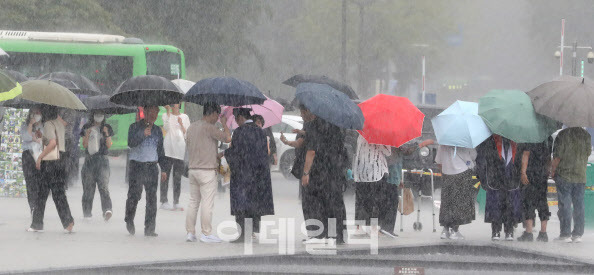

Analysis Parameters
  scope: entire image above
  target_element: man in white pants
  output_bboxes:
[184,102,231,243]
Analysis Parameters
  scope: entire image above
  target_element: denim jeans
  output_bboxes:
[81,155,112,217]
[555,176,585,237]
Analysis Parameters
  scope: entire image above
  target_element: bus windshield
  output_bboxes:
[146,51,182,80]
[6,52,133,95]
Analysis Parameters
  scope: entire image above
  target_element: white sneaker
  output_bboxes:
[440,228,450,239]
[103,210,112,222]
[160,202,173,210]
[554,236,572,243]
[572,236,583,243]
[26,227,43,233]
[379,229,398,239]
[186,233,197,242]
[174,204,184,211]
[200,234,223,243]
[449,231,465,240]
[303,238,326,244]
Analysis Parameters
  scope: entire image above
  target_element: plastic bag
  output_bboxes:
[87,127,101,155]
[399,187,414,215]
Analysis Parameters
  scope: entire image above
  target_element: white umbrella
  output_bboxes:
[171,79,195,94]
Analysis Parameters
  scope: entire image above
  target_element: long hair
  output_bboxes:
[41,106,58,123]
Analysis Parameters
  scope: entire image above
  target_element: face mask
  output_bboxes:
[94,114,104,123]
[34,114,42,123]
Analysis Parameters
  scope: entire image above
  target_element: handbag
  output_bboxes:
[42,121,60,161]
[398,187,414,215]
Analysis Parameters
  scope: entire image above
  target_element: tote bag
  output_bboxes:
[42,121,60,161]
[398,187,414,215]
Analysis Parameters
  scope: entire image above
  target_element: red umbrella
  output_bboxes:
[357,94,425,147]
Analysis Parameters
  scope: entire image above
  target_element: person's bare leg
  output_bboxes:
[525,219,534,233]
[540,220,548,233]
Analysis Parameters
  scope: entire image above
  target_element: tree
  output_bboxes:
[0,0,121,33]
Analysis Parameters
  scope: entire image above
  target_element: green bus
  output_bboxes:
[0,30,186,153]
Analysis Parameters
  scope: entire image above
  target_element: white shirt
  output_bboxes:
[434,145,477,175]
[162,113,191,160]
[353,135,391,182]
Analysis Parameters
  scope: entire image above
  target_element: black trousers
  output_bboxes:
[235,214,261,238]
[492,221,515,235]
[81,155,112,217]
[125,161,159,234]
[22,150,41,213]
[355,179,398,233]
[523,175,551,221]
[303,177,347,241]
[30,160,74,230]
[160,157,184,204]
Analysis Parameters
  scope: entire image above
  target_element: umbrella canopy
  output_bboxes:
[283,74,359,100]
[296,83,364,130]
[171,79,195,94]
[478,89,558,143]
[81,95,136,114]
[110,75,184,107]
[527,75,594,127]
[38,72,101,95]
[2,80,86,110]
[357,94,424,147]
[221,97,284,129]
[184,77,266,106]
[3,70,28,83]
[0,47,8,64]
[431,100,492,148]
[0,70,23,102]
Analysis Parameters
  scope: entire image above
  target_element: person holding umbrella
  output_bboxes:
[550,127,591,243]
[224,108,275,242]
[29,106,75,233]
[516,137,553,242]
[21,106,43,215]
[475,135,523,241]
[160,103,190,211]
[124,105,168,236]
[80,110,114,221]
[110,75,184,237]
[184,102,231,243]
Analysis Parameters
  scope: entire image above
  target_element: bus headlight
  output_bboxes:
[419,147,430,157]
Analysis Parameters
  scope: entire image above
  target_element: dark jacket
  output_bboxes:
[476,135,521,191]
[127,119,167,170]
[225,122,275,216]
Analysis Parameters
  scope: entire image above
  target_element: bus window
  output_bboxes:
[146,51,182,80]
[6,52,133,95]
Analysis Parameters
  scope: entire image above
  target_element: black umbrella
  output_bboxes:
[38,72,102,95]
[296,83,364,130]
[3,70,28,83]
[283,74,359,100]
[81,95,137,114]
[110,75,184,107]
[184,77,266,106]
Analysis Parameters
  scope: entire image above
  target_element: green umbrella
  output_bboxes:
[0,70,23,102]
[478,89,558,143]
[7,80,87,110]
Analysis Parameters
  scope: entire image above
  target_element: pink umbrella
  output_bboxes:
[221,97,284,129]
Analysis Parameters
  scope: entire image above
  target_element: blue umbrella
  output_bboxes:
[184,77,266,106]
[295,83,364,130]
[431,100,492,148]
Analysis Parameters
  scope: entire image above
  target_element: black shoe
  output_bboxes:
[517,231,534,242]
[536,232,549,243]
[144,232,158,237]
[126,222,135,235]
[505,232,514,241]
[536,232,548,242]
[492,232,501,241]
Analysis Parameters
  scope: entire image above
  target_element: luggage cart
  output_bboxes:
[400,168,436,232]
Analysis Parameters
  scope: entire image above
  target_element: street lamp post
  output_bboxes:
[554,19,594,77]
